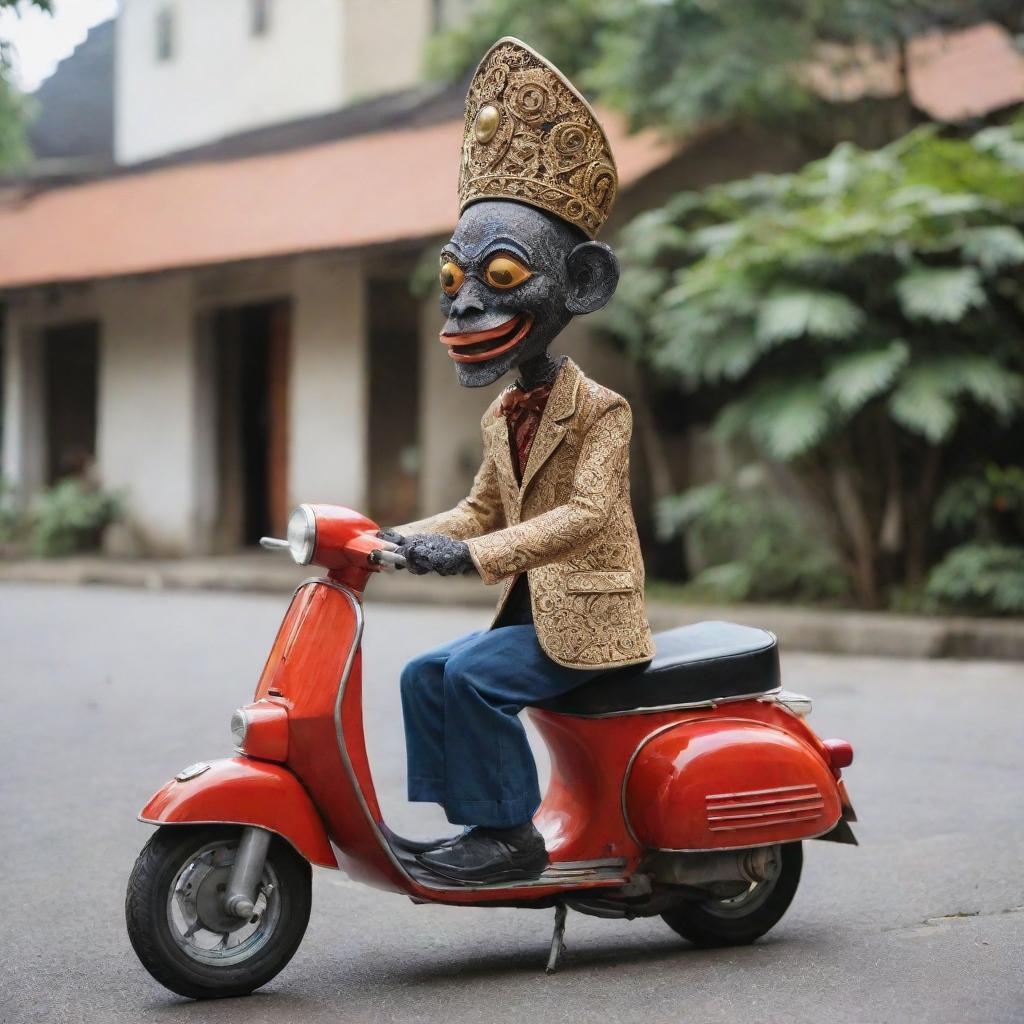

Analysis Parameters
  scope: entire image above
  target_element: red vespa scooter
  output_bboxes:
[126,503,857,1000]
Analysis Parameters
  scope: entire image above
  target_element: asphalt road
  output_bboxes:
[1,583,1021,1024]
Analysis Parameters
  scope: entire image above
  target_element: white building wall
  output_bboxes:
[342,0,431,102]
[95,274,200,554]
[289,255,367,510]
[114,0,444,165]
[116,0,348,164]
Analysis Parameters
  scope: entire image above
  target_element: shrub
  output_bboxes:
[925,464,1024,614]
[30,479,121,557]
[657,465,848,604]
[926,543,1024,614]
[0,477,22,543]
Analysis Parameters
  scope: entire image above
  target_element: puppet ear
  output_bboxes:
[565,241,620,315]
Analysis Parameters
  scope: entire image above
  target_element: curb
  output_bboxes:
[1,557,1022,661]
[645,602,1024,662]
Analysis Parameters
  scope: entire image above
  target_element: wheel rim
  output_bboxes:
[165,839,282,966]
[701,845,782,919]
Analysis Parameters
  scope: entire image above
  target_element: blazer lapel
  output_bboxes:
[518,359,581,507]
[487,412,520,523]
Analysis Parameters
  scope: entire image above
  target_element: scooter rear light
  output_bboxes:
[233,700,289,763]
[823,738,854,775]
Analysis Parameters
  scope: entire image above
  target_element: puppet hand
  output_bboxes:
[376,528,405,545]
[399,534,477,577]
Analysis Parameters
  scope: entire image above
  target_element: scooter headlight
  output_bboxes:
[230,701,289,762]
[230,708,249,748]
[286,504,316,565]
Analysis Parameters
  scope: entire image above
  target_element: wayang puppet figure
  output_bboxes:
[381,38,654,884]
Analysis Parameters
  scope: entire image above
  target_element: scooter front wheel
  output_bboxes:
[125,825,311,999]
[660,841,802,948]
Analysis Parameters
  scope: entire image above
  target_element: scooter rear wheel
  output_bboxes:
[660,841,802,948]
[125,825,311,999]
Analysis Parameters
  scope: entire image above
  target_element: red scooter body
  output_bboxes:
[134,504,855,995]
[142,503,854,899]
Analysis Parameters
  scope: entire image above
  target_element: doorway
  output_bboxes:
[43,321,99,483]
[367,278,420,527]
[212,301,289,549]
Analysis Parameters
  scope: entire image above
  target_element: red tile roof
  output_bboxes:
[807,22,1024,120]
[908,22,1024,122]
[0,113,673,289]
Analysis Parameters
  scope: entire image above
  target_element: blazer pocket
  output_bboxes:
[566,570,635,594]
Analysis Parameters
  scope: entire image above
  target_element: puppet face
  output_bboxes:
[438,200,620,387]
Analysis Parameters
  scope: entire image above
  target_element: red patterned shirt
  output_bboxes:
[495,383,552,484]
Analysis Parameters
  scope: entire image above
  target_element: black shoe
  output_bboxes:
[380,823,467,856]
[416,823,549,883]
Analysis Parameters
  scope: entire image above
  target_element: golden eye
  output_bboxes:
[484,255,532,290]
[440,260,464,296]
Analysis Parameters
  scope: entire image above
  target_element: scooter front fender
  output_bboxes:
[139,756,338,868]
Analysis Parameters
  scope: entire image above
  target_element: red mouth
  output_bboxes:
[440,314,533,363]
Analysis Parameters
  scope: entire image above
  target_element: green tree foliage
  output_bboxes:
[603,120,1024,607]
[429,0,1023,135]
[0,0,52,169]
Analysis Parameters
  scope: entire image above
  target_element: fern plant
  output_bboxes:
[604,118,1024,607]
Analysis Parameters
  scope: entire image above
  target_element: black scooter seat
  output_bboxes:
[534,620,779,717]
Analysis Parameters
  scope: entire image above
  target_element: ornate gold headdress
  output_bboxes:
[457,37,618,239]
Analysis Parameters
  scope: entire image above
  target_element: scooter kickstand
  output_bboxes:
[545,903,568,974]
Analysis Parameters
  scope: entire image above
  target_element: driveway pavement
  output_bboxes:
[0,583,1021,1023]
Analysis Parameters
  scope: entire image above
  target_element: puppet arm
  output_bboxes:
[465,402,631,585]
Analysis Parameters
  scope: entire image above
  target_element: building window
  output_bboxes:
[250,0,271,37]
[155,5,175,62]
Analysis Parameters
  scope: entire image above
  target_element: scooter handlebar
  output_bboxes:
[259,522,407,573]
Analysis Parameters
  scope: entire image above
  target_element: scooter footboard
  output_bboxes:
[139,756,338,868]
[624,719,841,851]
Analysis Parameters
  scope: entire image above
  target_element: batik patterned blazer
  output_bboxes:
[398,358,654,670]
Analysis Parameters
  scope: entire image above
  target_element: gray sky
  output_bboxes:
[1,0,118,92]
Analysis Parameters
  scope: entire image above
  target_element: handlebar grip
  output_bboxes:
[370,548,407,569]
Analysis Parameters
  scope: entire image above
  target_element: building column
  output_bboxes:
[289,255,367,511]
[95,274,201,555]
[415,293,487,518]
[1,307,46,501]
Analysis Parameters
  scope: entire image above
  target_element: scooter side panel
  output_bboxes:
[139,756,338,868]
[624,717,842,851]
[530,709,655,864]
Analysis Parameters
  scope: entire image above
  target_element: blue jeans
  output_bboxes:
[400,626,605,828]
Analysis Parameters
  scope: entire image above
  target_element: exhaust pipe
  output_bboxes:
[647,846,778,888]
